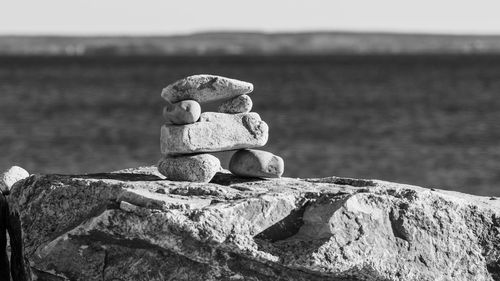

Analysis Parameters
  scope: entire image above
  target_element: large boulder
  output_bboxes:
[7,166,500,281]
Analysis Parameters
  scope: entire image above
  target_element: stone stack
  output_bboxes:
[157,74,284,182]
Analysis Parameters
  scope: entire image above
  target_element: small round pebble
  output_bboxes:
[1,166,30,195]
[163,100,201,125]
[229,149,284,178]
[218,95,253,114]
[158,154,221,183]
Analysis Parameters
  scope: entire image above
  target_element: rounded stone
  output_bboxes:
[229,149,284,178]
[157,154,221,182]
[218,95,253,114]
[1,166,29,195]
[163,100,201,125]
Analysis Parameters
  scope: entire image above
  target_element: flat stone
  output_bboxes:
[160,112,268,155]
[161,74,253,103]
[218,95,253,114]
[1,165,29,195]
[157,154,220,182]
[229,149,284,178]
[163,100,201,125]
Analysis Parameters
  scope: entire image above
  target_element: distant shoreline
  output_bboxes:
[3,53,500,61]
[2,32,500,56]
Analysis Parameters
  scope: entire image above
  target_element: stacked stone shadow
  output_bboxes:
[157,74,284,182]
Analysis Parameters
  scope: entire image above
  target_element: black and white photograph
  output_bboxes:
[0,0,499,280]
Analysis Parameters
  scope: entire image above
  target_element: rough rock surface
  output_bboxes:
[161,112,268,155]
[161,75,253,103]
[158,154,221,182]
[218,94,253,114]
[7,166,500,281]
[229,149,284,178]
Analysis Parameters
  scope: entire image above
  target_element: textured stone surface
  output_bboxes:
[158,154,221,182]
[162,100,201,125]
[161,112,268,155]
[1,166,29,195]
[218,94,253,114]
[229,149,284,178]
[161,74,253,103]
[7,166,500,281]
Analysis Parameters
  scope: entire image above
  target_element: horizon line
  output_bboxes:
[2,29,500,37]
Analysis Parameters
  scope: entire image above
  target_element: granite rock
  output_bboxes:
[161,75,253,103]
[7,166,500,281]
[1,165,29,195]
[218,94,253,114]
[161,112,268,155]
[229,149,284,178]
[162,100,201,125]
[158,154,221,182]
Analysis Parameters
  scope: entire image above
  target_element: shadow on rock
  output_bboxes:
[66,173,164,182]
[210,172,264,186]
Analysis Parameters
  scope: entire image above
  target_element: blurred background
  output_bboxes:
[1,0,500,196]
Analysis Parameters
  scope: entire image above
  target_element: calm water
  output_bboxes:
[1,55,499,196]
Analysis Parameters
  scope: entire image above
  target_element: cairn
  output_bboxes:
[157,74,284,182]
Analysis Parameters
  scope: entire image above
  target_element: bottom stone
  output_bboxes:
[229,149,284,178]
[158,154,221,182]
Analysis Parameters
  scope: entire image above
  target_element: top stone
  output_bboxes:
[161,74,254,103]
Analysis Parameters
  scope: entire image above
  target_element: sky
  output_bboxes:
[1,0,500,35]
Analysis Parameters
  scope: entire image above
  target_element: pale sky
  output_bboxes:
[1,0,500,35]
